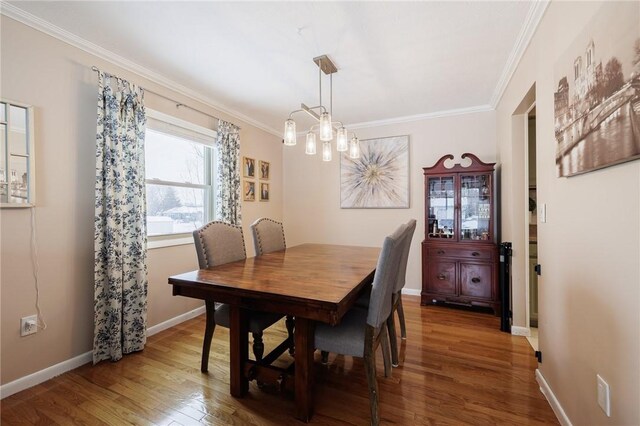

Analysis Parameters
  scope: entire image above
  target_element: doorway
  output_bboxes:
[525,104,539,351]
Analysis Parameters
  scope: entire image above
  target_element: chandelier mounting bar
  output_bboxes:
[313,55,338,75]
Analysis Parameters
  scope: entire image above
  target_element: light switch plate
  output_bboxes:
[597,374,611,417]
[539,203,547,223]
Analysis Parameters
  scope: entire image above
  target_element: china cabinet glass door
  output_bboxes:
[460,174,492,241]
[427,176,455,239]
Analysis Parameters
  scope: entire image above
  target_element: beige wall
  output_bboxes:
[0,17,282,385]
[283,111,497,294]
[496,1,639,424]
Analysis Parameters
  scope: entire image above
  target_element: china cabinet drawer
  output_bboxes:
[425,261,456,295]
[427,247,493,260]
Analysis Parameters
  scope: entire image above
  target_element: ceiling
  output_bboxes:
[5,1,539,135]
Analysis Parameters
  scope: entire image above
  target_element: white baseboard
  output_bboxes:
[0,350,92,399]
[0,305,206,399]
[511,326,531,336]
[401,288,421,296]
[147,305,205,337]
[536,369,573,426]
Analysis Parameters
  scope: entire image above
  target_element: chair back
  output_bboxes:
[393,219,417,293]
[193,221,247,269]
[366,223,407,328]
[250,218,286,255]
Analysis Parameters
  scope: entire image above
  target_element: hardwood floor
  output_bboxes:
[1,297,558,425]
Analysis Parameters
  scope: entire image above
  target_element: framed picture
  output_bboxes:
[243,181,256,201]
[340,135,410,208]
[553,1,640,177]
[259,182,270,202]
[243,156,256,178]
[259,160,270,180]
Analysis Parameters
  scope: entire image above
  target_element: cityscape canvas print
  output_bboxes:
[340,135,409,208]
[554,1,640,177]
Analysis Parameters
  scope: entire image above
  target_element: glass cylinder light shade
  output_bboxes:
[319,112,333,141]
[305,132,317,155]
[349,136,360,159]
[336,127,348,152]
[322,141,332,161]
[283,119,297,146]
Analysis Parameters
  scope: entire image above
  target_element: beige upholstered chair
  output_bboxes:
[314,223,407,426]
[193,221,283,373]
[249,217,294,353]
[250,217,286,255]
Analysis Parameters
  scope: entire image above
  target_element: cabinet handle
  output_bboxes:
[437,250,445,255]
[472,252,480,257]
[437,274,446,280]
[471,277,481,283]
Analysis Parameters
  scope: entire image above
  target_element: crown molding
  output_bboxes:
[0,2,282,137]
[489,1,550,108]
[346,104,494,130]
[2,1,548,134]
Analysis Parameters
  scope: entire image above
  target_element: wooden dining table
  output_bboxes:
[168,243,380,422]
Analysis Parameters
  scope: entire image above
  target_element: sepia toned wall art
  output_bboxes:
[243,180,255,201]
[554,1,640,177]
[340,135,409,208]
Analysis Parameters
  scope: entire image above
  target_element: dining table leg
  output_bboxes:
[294,317,315,422]
[229,304,249,397]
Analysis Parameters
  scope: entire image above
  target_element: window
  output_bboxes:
[0,100,35,207]
[145,110,216,240]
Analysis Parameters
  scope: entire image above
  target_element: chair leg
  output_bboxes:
[321,351,329,365]
[379,326,392,378]
[386,310,399,367]
[201,300,217,373]
[252,332,264,363]
[397,297,407,340]
[286,315,295,355]
[364,327,380,426]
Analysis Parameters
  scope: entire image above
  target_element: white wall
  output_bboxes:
[496,1,639,424]
[283,111,496,293]
[0,16,283,385]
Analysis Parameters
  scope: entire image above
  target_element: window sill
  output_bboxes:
[148,236,193,250]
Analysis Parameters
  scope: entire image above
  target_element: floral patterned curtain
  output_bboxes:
[215,119,242,225]
[93,72,148,364]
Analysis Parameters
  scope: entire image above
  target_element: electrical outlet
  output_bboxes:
[597,374,611,417]
[20,315,38,337]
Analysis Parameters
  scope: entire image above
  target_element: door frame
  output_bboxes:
[523,101,536,333]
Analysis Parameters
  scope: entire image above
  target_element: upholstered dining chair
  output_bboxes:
[250,217,286,255]
[193,221,283,373]
[314,223,407,426]
[354,219,416,367]
[249,217,295,354]
[386,219,416,367]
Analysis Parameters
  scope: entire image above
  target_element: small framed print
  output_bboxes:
[259,182,270,202]
[243,181,256,201]
[243,157,256,178]
[259,160,270,180]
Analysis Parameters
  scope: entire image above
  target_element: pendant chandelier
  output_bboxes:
[283,55,360,161]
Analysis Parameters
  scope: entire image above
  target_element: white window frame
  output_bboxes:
[145,109,217,249]
[0,99,36,208]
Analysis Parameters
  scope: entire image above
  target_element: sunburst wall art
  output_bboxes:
[340,135,410,209]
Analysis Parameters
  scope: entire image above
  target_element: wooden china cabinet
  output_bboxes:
[421,153,500,315]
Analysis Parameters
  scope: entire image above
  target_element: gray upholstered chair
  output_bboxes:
[355,220,416,366]
[250,217,286,255]
[386,219,416,367]
[314,223,407,426]
[249,217,294,353]
[193,221,283,373]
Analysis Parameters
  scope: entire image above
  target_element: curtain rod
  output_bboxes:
[91,66,240,129]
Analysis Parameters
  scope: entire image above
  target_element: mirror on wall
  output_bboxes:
[0,100,35,207]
